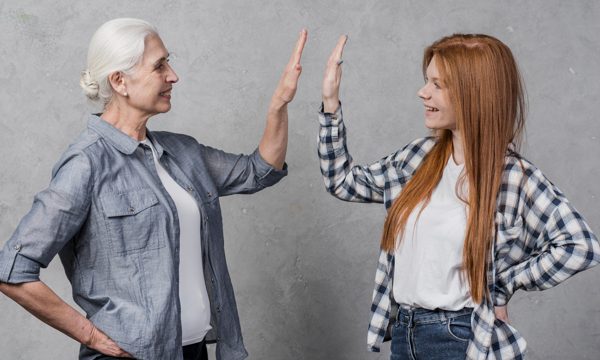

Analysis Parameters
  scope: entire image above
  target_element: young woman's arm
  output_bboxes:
[494,164,600,304]
[318,36,432,205]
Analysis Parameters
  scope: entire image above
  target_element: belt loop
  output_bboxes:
[408,308,415,328]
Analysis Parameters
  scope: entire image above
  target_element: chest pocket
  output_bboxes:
[100,188,165,254]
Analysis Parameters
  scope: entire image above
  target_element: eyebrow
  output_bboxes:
[152,53,170,67]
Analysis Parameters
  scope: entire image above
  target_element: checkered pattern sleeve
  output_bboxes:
[317,104,434,207]
[493,159,600,304]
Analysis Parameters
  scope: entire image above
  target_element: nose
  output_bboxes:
[166,63,179,83]
[417,83,430,100]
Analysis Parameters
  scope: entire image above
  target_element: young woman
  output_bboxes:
[318,34,599,359]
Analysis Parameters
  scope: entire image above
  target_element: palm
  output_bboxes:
[274,29,307,104]
[322,35,348,109]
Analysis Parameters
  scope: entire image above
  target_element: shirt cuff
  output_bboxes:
[0,245,41,284]
[318,101,343,126]
[252,148,288,188]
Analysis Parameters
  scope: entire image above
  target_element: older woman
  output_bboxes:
[0,18,306,360]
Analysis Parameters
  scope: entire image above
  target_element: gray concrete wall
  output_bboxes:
[1,1,599,359]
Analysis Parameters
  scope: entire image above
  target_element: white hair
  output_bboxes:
[80,18,158,107]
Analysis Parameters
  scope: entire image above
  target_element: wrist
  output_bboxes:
[81,319,96,346]
[322,97,340,113]
[269,96,288,113]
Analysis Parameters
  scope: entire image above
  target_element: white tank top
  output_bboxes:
[142,138,212,345]
[393,155,475,310]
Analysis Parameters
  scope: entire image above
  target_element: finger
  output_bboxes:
[329,35,348,63]
[290,29,308,65]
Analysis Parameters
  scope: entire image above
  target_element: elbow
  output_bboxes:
[590,236,600,267]
[573,232,600,270]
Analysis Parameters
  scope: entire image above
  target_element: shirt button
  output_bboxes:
[211,277,215,283]
[204,215,209,222]
[128,207,135,213]
[14,244,21,251]
[186,186,193,192]
[207,192,212,198]
[216,305,221,312]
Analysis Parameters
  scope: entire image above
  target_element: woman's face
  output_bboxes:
[417,55,456,131]
[123,34,179,117]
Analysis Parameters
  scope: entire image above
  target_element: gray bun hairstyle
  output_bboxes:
[80,18,158,107]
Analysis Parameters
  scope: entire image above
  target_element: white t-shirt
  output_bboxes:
[142,138,212,345]
[393,156,475,310]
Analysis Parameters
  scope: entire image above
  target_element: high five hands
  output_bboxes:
[271,31,350,111]
[270,31,350,113]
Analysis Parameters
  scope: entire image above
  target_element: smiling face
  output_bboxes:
[122,34,178,117]
[417,55,456,131]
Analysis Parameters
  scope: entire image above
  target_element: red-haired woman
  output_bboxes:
[318,34,599,359]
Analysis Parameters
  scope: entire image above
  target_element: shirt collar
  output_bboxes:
[87,114,167,157]
[145,130,166,158]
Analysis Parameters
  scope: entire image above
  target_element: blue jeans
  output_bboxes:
[390,306,473,360]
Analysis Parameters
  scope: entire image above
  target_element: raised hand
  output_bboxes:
[259,29,307,170]
[322,35,348,113]
[271,29,307,107]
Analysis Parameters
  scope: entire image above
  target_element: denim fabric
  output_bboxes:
[0,114,287,360]
[390,306,473,360]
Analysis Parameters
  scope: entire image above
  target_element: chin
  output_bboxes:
[157,104,172,114]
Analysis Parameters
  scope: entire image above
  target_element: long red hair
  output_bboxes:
[381,34,526,303]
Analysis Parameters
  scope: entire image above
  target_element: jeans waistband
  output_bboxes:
[395,305,473,325]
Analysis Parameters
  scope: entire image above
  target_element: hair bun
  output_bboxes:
[80,70,100,100]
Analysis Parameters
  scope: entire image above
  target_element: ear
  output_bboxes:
[108,71,127,96]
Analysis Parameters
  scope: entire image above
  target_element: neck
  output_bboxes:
[101,102,150,141]
[451,129,464,165]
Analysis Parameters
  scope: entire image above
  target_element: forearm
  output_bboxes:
[258,97,288,170]
[0,281,93,345]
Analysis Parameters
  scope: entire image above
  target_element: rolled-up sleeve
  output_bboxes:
[0,151,92,283]
[202,145,288,196]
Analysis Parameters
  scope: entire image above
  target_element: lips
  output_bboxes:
[159,88,172,98]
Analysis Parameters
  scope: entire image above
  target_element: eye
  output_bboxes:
[434,82,441,89]
[155,59,170,71]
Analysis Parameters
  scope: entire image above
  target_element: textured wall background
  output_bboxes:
[1,1,599,359]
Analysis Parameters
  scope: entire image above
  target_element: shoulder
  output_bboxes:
[388,136,437,172]
[499,152,569,227]
[392,136,436,159]
[51,128,99,178]
[151,130,199,148]
[502,152,566,200]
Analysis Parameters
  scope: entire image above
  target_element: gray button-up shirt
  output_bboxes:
[0,114,287,360]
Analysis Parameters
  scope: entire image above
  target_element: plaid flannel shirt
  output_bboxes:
[318,104,600,359]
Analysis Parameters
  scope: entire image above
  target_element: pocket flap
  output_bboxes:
[100,188,159,218]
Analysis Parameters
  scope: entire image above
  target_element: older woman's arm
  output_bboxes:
[0,151,131,357]
[257,29,307,170]
[0,281,132,357]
